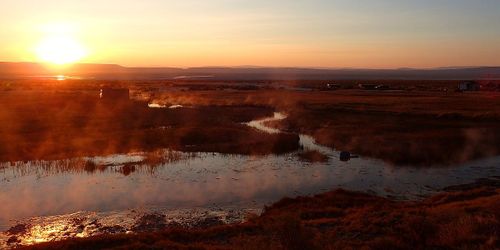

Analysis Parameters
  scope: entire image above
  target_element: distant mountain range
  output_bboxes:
[1,62,499,80]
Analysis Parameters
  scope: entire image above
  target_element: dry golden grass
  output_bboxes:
[0,91,300,161]
[2,80,500,165]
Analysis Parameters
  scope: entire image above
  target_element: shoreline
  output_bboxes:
[11,179,499,249]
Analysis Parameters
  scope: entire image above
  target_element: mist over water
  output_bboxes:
[1,113,499,230]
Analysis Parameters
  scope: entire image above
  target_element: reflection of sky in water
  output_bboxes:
[0,112,499,230]
[1,152,499,230]
[245,112,285,134]
[148,103,185,109]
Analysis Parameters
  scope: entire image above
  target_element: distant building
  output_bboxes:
[458,81,480,91]
[100,87,130,101]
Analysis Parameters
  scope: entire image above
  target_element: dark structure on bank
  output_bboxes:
[457,81,480,91]
[100,87,130,101]
[340,151,351,162]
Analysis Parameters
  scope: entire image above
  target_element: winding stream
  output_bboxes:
[246,112,336,155]
[1,111,499,247]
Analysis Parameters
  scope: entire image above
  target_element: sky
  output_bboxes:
[1,0,499,68]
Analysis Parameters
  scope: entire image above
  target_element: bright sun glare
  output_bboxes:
[35,23,87,65]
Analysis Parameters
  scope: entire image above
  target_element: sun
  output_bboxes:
[35,23,87,65]
[36,35,86,65]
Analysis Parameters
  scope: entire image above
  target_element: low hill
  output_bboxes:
[1,62,499,80]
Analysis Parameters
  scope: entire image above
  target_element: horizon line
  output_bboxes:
[1,61,500,71]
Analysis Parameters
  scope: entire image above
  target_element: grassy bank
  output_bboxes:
[21,184,499,250]
[0,91,299,161]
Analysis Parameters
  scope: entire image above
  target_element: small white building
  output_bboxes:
[458,81,480,91]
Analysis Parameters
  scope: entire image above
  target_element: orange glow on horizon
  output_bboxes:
[0,1,498,69]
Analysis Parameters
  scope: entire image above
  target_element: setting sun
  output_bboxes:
[34,23,87,65]
[36,35,86,65]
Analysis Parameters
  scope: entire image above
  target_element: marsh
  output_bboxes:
[1,81,499,247]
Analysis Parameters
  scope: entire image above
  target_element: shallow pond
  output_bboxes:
[0,112,499,246]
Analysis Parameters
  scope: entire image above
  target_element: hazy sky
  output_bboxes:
[1,0,499,68]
